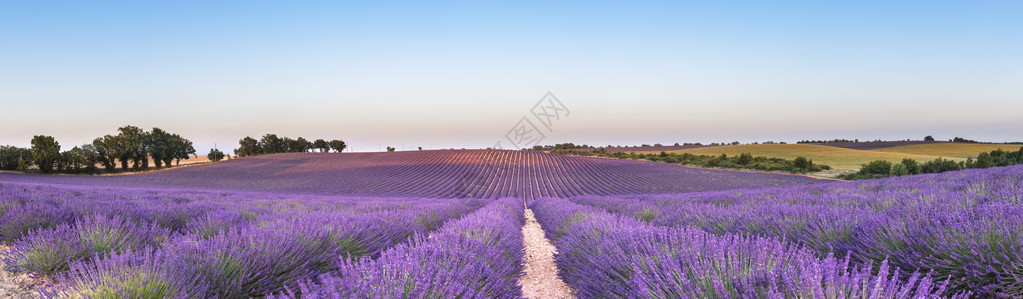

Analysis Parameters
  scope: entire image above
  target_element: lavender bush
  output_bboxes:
[285,197,526,298]
[38,185,486,297]
[530,197,959,298]
[569,165,1023,297]
[5,214,168,275]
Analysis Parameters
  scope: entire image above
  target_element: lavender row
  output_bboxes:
[281,197,526,298]
[0,181,485,240]
[0,182,488,296]
[569,165,1023,297]
[529,197,960,298]
[44,202,485,297]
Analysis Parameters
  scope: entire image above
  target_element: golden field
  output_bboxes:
[631,143,1018,176]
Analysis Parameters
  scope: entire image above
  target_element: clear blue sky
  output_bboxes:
[2,1,1021,152]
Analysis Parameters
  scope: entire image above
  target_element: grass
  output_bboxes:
[632,144,955,175]
[873,143,1023,158]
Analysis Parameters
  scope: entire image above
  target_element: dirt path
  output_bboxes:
[0,245,41,298]
[520,208,575,299]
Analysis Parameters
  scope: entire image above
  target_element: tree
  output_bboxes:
[235,136,260,157]
[921,158,962,173]
[313,139,330,152]
[292,137,312,152]
[62,146,89,174]
[0,146,33,170]
[418,146,423,151]
[924,135,935,141]
[16,156,28,171]
[328,140,347,153]
[975,152,994,168]
[115,125,147,170]
[792,156,815,171]
[737,153,754,165]
[147,128,173,168]
[80,144,100,174]
[901,158,920,175]
[208,148,225,162]
[259,134,284,154]
[890,163,909,176]
[859,160,893,176]
[386,146,396,152]
[31,135,61,173]
[169,135,196,166]
[92,135,119,172]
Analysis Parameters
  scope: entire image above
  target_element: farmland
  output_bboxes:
[633,143,1022,176]
[873,143,1021,158]
[635,144,943,173]
[0,150,821,200]
[0,150,1021,297]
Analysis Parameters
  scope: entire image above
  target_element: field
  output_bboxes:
[0,150,1021,297]
[874,143,1022,158]
[0,150,821,199]
[635,144,944,173]
[632,142,1021,176]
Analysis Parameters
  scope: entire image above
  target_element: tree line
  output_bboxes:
[0,126,196,174]
[839,147,1023,180]
[234,134,346,157]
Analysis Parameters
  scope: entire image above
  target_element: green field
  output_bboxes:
[632,143,994,176]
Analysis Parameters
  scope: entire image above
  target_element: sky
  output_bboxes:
[1,1,1021,153]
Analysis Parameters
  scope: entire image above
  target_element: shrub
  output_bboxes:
[901,158,921,175]
[793,156,814,171]
[6,215,169,275]
[890,163,909,176]
[207,148,225,162]
[860,160,893,176]
[52,249,208,298]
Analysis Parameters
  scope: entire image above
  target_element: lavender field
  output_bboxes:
[0,150,822,199]
[0,150,1020,297]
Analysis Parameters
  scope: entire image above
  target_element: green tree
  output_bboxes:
[292,137,313,152]
[31,135,61,173]
[313,139,330,152]
[890,163,909,176]
[80,144,100,174]
[901,158,920,175]
[259,134,284,154]
[328,140,347,153]
[170,135,196,166]
[17,156,28,171]
[92,135,118,172]
[859,160,893,176]
[975,152,994,168]
[208,148,225,162]
[792,156,814,171]
[737,153,754,165]
[147,128,173,168]
[0,146,33,170]
[235,136,260,157]
[114,126,147,170]
[386,146,396,152]
[924,135,935,141]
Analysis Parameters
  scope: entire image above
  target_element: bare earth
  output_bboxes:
[0,245,41,298]
[520,208,575,299]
